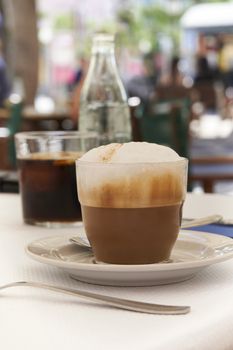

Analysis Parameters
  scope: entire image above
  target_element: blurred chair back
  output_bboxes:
[0,100,23,169]
[136,98,190,159]
[191,82,217,112]
[7,100,23,166]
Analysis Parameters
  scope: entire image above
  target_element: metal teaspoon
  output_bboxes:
[0,281,190,315]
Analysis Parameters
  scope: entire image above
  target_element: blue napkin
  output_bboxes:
[183,224,233,238]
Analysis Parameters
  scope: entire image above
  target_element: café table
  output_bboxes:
[0,192,233,350]
[0,105,73,131]
[190,156,233,193]
[189,128,233,193]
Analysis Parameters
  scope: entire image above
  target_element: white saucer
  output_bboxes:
[26,230,233,287]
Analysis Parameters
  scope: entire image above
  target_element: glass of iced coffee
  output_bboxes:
[76,142,188,264]
[15,131,98,227]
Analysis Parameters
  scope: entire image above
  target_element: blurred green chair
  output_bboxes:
[0,100,23,169]
[136,98,191,159]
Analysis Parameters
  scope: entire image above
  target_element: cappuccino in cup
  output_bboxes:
[76,142,188,264]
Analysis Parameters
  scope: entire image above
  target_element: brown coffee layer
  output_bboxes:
[81,203,183,264]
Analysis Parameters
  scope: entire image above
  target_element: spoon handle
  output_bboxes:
[0,281,190,315]
[181,214,222,228]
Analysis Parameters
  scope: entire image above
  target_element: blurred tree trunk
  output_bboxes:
[0,0,39,105]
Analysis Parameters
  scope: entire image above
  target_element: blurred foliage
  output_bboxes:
[115,0,232,56]
[193,0,229,2]
[39,0,232,60]
[116,5,183,55]
[53,13,74,30]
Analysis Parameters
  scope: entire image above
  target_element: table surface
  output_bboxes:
[0,106,70,121]
[1,193,233,350]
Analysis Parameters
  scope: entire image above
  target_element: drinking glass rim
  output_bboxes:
[15,131,98,140]
[76,157,188,167]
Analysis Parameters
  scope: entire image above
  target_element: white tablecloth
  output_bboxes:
[0,193,233,350]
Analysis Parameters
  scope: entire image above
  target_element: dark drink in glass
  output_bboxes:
[15,131,99,227]
[17,152,82,225]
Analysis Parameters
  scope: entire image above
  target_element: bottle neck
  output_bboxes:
[81,34,128,103]
[90,38,117,73]
[92,41,115,56]
[89,34,117,72]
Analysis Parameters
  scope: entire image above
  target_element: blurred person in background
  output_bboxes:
[126,52,159,103]
[158,56,183,87]
[0,40,10,107]
[69,57,89,127]
[155,56,190,101]
[194,55,215,84]
[218,40,233,88]
[191,55,219,115]
[69,57,89,92]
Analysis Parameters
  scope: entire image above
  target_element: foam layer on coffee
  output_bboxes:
[80,142,180,163]
[77,142,187,208]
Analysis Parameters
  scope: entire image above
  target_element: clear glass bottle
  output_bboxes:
[78,33,132,144]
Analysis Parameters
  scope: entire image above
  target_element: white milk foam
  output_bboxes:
[77,142,186,208]
[80,142,181,163]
